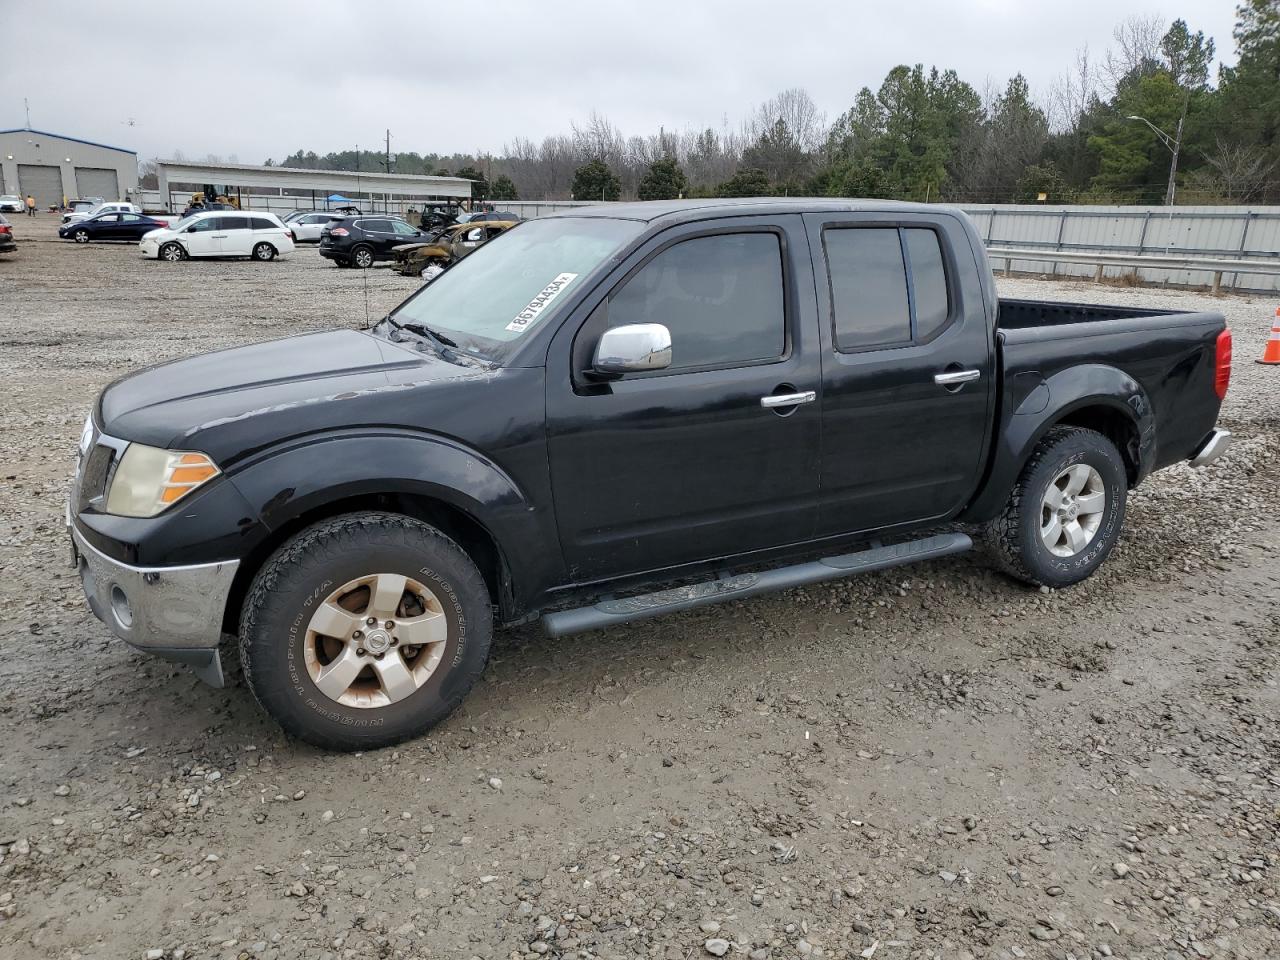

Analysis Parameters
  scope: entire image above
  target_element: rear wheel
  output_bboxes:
[252,241,277,261]
[239,512,493,751]
[73,229,90,243]
[159,241,186,262]
[984,426,1127,589]
[351,244,374,269]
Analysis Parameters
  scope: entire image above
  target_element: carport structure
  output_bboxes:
[154,160,471,213]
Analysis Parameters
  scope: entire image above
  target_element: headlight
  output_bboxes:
[105,443,221,517]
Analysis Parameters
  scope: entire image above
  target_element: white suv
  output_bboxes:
[140,211,295,262]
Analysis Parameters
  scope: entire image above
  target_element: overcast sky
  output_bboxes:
[0,0,1239,164]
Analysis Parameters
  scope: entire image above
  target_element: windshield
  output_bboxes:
[387,217,642,362]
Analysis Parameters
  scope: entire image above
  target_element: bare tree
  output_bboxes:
[1047,45,1098,133]
[1102,14,1166,94]
[1189,139,1276,201]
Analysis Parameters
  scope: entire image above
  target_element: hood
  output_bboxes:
[99,329,491,460]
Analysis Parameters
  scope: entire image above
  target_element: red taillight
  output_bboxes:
[330,227,349,236]
[0,225,10,235]
[1214,328,1232,400]
[155,220,168,227]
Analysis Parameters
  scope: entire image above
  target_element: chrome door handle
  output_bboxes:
[934,369,981,386]
[760,390,816,408]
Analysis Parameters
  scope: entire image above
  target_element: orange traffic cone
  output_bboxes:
[1259,307,1280,365]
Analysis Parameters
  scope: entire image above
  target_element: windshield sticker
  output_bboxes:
[505,273,579,333]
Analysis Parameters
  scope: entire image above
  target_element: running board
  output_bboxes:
[541,532,972,638]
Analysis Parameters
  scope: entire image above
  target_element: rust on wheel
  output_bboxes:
[303,572,448,709]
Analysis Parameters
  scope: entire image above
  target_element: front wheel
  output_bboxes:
[74,229,90,243]
[983,426,1127,589]
[239,512,493,751]
[252,241,276,261]
[159,241,186,262]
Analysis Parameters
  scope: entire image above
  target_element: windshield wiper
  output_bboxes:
[384,315,458,354]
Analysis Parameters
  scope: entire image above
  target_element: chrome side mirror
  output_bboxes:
[594,323,672,374]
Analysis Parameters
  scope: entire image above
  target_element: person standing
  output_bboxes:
[25,195,36,217]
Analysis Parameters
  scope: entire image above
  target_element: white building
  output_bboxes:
[0,127,139,209]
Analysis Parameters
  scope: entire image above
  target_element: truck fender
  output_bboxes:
[962,364,1154,523]
[224,430,553,593]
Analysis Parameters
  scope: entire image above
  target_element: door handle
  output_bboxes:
[760,390,816,409]
[934,369,981,386]
[211,234,228,238]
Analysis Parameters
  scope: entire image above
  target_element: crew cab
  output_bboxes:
[68,199,1232,750]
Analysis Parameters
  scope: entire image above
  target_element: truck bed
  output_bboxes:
[997,298,1173,330]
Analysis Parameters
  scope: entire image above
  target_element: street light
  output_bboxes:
[1126,114,1182,206]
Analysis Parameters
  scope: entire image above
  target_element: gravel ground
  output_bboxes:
[1,218,1278,960]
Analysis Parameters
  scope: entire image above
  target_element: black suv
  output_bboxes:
[319,215,427,268]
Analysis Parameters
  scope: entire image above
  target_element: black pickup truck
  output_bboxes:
[69,199,1233,750]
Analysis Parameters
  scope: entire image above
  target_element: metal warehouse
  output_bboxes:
[0,127,139,210]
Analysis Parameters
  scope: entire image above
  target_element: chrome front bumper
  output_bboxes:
[1189,428,1231,468]
[69,521,239,687]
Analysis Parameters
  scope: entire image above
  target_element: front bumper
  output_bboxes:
[1189,428,1231,468]
[69,518,238,686]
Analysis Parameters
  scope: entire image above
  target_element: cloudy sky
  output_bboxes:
[1,0,1238,163]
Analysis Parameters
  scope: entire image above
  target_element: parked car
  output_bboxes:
[63,201,140,226]
[67,199,1233,750]
[59,211,170,243]
[138,210,295,262]
[318,215,427,267]
[288,211,348,243]
[0,195,24,213]
[392,219,518,278]
[0,214,15,253]
[60,198,105,222]
[468,211,521,223]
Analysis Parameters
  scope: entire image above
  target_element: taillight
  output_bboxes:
[155,220,168,227]
[0,225,10,235]
[330,227,349,236]
[1214,328,1232,400]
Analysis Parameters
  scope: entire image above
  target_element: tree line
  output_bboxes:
[258,3,1279,206]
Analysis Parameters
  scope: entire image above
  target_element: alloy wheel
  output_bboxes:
[303,572,449,708]
[1040,464,1106,557]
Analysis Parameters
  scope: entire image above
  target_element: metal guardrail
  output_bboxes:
[986,246,1280,295]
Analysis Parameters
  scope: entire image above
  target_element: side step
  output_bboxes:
[541,532,972,638]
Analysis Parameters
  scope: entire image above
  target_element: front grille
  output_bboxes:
[77,444,115,510]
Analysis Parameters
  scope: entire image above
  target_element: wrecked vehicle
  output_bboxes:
[392,219,518,279]
[69,199,1232,751]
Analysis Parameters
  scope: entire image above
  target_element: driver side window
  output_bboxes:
[606,232,786,373]
[189,218,219,232]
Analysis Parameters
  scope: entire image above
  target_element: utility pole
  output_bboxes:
[24,98,31,128]
[1126,106,1185,206]
[384,129,393,174]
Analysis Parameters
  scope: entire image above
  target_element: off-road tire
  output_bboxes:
[239,512,493,751]
[983,426,1127,589]
[252,241,276,261]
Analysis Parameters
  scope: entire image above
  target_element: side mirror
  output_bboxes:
[186,226,197,233]
[593,323,672,375]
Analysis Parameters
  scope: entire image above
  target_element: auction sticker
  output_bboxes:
[505,273,579,333]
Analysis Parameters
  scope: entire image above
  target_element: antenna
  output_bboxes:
[24,98,31,128]
[356,145,371,330]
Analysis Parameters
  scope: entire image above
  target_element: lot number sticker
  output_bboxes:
[506,273,579,333]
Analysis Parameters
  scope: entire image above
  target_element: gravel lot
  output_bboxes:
[1,216,1278,960]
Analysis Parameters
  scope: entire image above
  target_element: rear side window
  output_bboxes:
[221,216,250,231]
[825,229,910,350]
[252,217,277,230]
[904,228,949,341]
[824,226,952,352]
[608,232,785,372]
